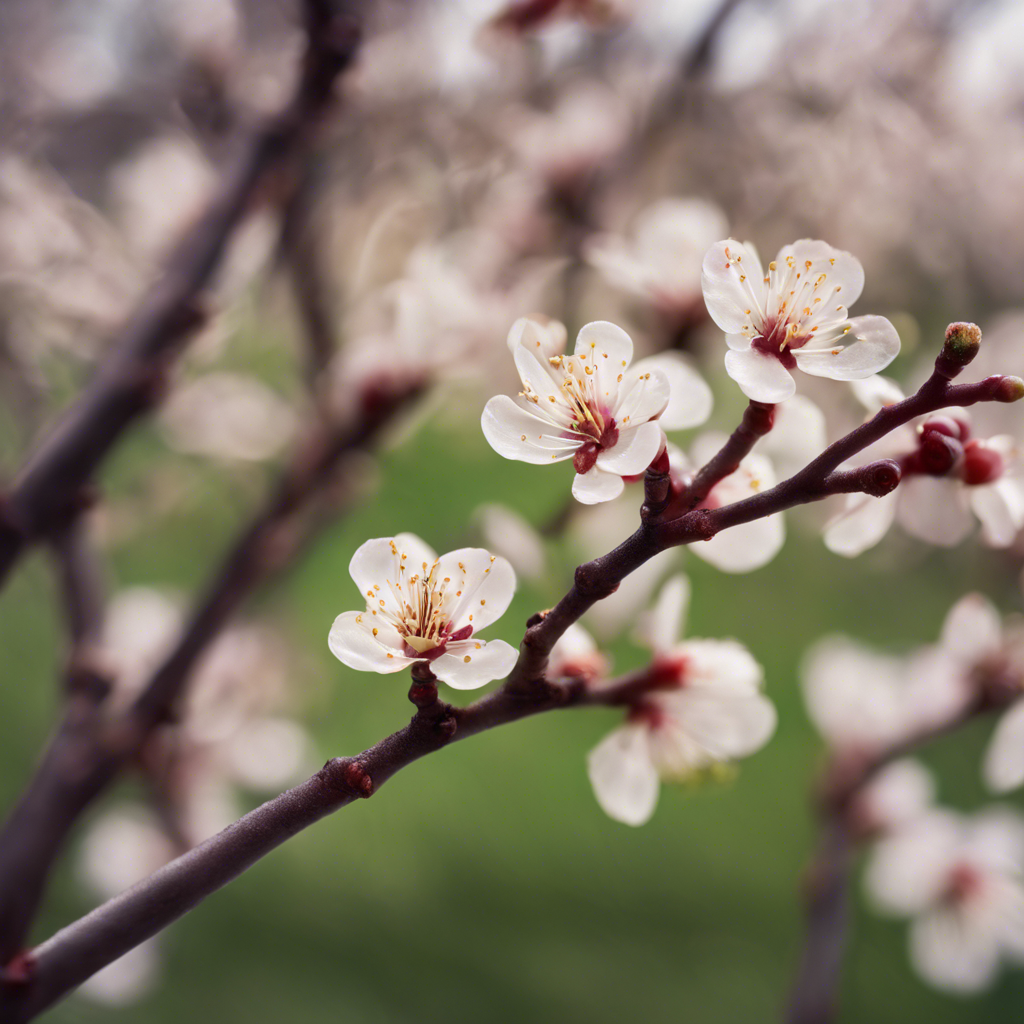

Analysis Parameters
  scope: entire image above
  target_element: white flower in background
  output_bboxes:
[701,238,900,403]
[825,382,1024,556]
[585,197,728,318]
[506,81,631,187]
[548,622,608,682]
[329,534,518,690]
[864,808,1024,993]
[852,758,936,835]
[668,436,785,573]
[801,623,973,756]
[758,394,827,478]
[475,503,547,583]
[482,318,710,503]
[102,588,184,702]
[587,575,775,825]
[159,373,297,462]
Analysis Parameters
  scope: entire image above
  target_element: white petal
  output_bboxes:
[348,537,402,612]
[223,717,311,790]
[595,421,663,476]
[481,395,579,464]
[513,342,567,410]
[691,513,785,573]
[971,479,1024,547]
[630,354,713,431]
[984,701,1024,793]
[676,638,765,694]
[586,723,660,827]
[476,504,546,582]
[910,909,1001,993]
[794,315,900,380]
[852,374,905,412]
[776,239,865,307]
[723,348,796,403]
[612,368,671,428]
[439,548,517,633]
[760,394,826,475]
[668,690,777,760]
[392,532,438,572]
[940,593,1003,665]
[548,623,604,679]
[863,811,962,916]
[572,466,625,504]
[823,490,898,557]
[858,758,936,832]
[635,574,690,654]
[896,477,974,547]
[574,321,633,399]
[701,239,762,334]
[432,639,518,690]
[328,611,413,674]
[506,316,566,362]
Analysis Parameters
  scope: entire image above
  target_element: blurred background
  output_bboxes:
[2,0,1024,1020]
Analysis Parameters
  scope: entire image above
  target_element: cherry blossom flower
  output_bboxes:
[587,575,776,825]
[801,625,973,757]
[547,622,608,682]
[585,197,728,319]
[701,238,900,403]
[482,318,711,503]
[329,533,518,690]
[864,807,1024,993]
[667,437,785,573]
[159,373,297,463]
[825,378,1024,554]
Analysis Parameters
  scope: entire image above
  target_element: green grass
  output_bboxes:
[1,406,1022,1024]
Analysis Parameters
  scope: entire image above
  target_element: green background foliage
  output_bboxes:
[2,393,1022,1024]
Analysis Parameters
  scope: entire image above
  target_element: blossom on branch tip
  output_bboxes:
[587,575,775,826]
[482,318,710,503]
[585,197,727,319]
[864,808,1024,993]
[701,238,900,403]
[329,534,518,690]
[825,383,1024,555]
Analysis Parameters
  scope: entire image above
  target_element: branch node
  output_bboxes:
[0,950,36,986]
[320,758,374,799]
[525,609,550,629]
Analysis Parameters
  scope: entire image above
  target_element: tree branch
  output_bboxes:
[0,0,362,586]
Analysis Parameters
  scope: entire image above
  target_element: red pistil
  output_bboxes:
[573,418,620,475]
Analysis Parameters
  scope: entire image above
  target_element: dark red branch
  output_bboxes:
[0,1,361,586]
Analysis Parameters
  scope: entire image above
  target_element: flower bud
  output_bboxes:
[941,321,982,365]
[992,376,1024,403]
[962,441,1005,486]
[920,415,969,442]
[917,431,963,476]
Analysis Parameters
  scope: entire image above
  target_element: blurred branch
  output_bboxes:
[0,375,423,968]
[48,518,105,653]
[0,0,362,587]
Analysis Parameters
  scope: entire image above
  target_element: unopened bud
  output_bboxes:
[918,431,963,475]
[920,415,969,442]
[860,459,902,497]
[963,441,1005,486]
[992,375,1024,403]
[942,322,982,365]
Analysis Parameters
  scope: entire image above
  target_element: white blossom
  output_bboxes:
[825,384,1024,555]
[482,318,711,503]
[585,197,728,317]
[548,622,608,682]
[853,758,936,835]
[864,808,1024,993]
[329,534,518,690]
[701,238,900,403]
[159,373,297,463]
[587,574,775,825]
[668,438,785,573]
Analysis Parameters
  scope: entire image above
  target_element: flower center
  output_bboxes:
[943,863,984,906]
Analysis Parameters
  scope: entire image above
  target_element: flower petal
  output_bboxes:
[635,574,690,654]
[574,319,633,382]
[971,478,1024,548]
[983,701,1024,793]
[896,476,973,547]
[439,548,516,633]
[328,610,413,674]
[612,368,670,429]
[596,421,663,476]
[701,239,763,334]
[586,724,660,826]
[572,466,625,504]
[506,317,566,362]
[631,353,713,431]
[910,909,1001,993]
[776,239,865,308]
[481,395,579,464]
[941,593,1003,665]
[794,315,900,380]
[723,348,796,403]
[691,513,785,573]
[432,638,518,690]
[669,689,777,760]
[823,490,898,557]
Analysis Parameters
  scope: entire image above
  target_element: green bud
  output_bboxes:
[942,322,982,365]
